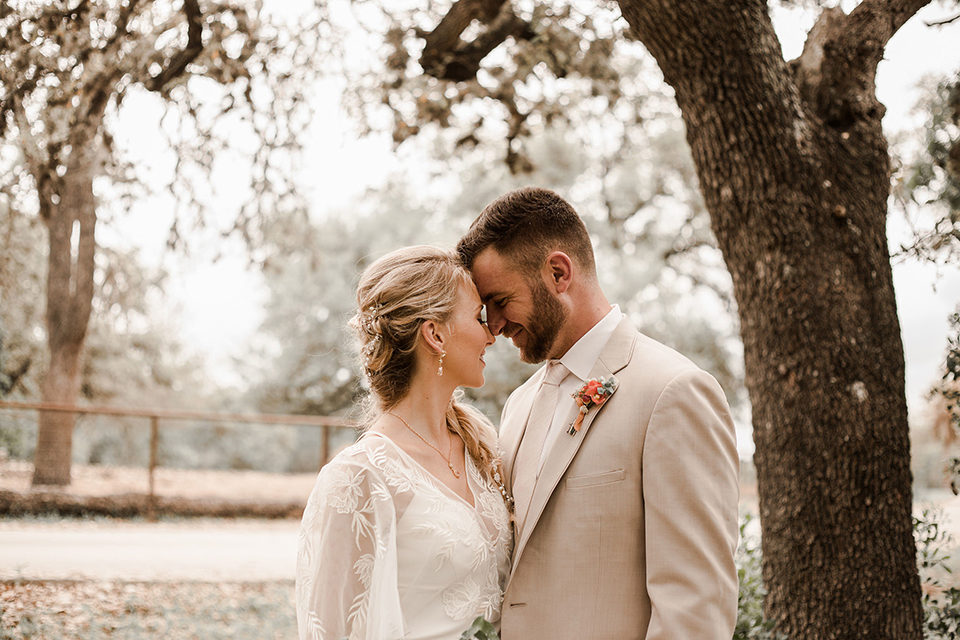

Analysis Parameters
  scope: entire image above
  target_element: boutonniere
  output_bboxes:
[568,376,619,435]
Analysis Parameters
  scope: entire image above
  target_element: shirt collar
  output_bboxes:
[558,305,623,383]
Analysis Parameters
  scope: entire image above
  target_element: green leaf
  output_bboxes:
[460,616,500,640]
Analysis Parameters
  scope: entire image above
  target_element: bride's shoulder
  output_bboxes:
[324,432,392,467]
[310,434,400,498]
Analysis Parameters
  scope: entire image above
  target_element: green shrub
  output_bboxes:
[917,506,960,639]
[735,512,784,640]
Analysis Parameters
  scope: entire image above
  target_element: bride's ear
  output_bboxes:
[420,321,446,356]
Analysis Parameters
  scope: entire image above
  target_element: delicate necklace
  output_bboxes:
[385,412,461,479]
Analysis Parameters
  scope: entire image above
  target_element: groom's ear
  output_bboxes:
[544,251,573,294]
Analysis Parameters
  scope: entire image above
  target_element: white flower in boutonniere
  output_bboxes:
[568,376,619,435]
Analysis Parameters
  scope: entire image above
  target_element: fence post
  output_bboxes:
[148,416,159,522]
[320,424,330,471]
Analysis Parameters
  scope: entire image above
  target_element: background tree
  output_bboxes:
[0,198,45,402]
[893,73,960,264]
[0,0,320,486]
[927,307,960,490]
[0,186,208,464]
[316,0,960,636]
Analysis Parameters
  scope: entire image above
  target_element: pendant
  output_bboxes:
[449,463,461,478]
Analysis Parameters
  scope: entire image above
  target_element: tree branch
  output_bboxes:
[792,0,931,126]
[420,0,533,82]
[421,0,505,60]
[146,0,204,93]
[1,356,33,395]
[104,0,143,51]
[449,5,535,81]
[842,0,931,66]
[925,12,960,27]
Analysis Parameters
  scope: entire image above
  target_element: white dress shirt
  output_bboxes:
[537,305,623,469]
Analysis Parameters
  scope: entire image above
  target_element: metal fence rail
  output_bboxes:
[0,400,356,519]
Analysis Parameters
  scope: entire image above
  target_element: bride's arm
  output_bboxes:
[296,456,403,640]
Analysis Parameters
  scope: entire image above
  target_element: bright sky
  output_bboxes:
[105,2,960,452]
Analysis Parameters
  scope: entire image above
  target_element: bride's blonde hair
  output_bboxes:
[350,245,501,481]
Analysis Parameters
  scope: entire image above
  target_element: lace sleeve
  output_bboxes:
[296,456,403,640]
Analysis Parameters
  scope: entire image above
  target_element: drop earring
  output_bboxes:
[438,350,446,376]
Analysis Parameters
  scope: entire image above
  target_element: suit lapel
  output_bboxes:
[509,318,638,574]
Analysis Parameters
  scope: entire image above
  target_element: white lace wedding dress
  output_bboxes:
[296,432,513,640]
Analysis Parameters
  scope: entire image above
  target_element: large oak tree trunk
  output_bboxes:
[618,1,926,637]
[31,146,97,487]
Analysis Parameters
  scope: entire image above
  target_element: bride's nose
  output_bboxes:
[484,324,495,345]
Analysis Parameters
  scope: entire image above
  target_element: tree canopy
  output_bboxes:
[0,0,324,485]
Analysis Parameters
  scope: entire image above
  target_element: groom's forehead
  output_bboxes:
[471,246,514,275]
[470,249,513,293]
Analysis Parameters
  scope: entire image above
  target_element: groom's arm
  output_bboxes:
[641,369,740,640]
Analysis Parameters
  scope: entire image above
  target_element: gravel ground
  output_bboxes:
[0,580,296,639]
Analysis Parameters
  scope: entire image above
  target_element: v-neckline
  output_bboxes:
[364,431,477,509]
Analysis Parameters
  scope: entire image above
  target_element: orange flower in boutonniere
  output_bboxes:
[568,376,619,435]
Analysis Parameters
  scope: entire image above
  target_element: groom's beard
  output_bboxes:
[519,277,567,364]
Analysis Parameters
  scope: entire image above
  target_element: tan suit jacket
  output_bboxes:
[499,318,739,639]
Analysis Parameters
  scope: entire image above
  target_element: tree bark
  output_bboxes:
[31,146,97,487]
[616,0,927,636]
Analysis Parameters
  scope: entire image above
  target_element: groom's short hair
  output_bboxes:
[457,187,596,277]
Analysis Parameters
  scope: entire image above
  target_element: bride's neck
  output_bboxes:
[389,373,456,441]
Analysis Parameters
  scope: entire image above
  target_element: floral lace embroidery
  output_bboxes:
[325,465,365,514]
[442,577,483,620]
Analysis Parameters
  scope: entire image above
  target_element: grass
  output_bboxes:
[0,580,296,639]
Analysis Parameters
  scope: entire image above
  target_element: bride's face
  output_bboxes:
[440,282,495,388]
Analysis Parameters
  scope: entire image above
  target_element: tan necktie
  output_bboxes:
[512,360,569,540]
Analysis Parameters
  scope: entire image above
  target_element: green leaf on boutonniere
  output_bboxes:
[460,616,499,640]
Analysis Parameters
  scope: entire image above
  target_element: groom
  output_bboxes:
[457,187,740,639]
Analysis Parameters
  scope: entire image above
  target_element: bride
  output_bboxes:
[296,245,514,640]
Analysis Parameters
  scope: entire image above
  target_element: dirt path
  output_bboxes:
[0,518,300,582]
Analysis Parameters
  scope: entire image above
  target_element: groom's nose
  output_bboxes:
[486,308,506,336]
